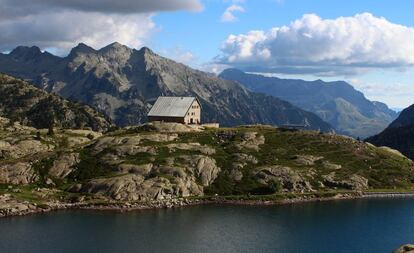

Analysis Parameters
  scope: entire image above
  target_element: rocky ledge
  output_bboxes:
[394,244,414,253]
[0,190,363,218]
[0,190,201,218]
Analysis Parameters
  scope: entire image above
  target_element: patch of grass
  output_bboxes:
[67,148,114,182]
[32,156,56,185]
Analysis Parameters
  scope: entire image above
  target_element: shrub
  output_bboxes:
[86,133,95,140]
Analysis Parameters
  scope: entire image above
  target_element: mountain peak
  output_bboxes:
[68,43,96,57]
[9,46,42,60]
[140,46,154,54]
[100,42,130,52]
[74,43,95,52]
[108,42,125,48]
[219,68,397,138]
[0,43,332,132]
[221,68,245,75]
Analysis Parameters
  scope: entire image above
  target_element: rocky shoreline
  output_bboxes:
[3,191,414,218]
[394,244,414,253]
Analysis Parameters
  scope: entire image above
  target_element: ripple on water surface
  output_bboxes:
[1,198,414,253]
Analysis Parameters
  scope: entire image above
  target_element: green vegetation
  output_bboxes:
[32,156,56,185]
[176,127,414,194]
[1,123,414,208]
[0,74,112,132]
[67,147,114,182]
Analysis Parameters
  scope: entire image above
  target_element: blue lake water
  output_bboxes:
[1,198,414,253]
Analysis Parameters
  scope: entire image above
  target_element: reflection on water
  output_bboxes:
[1,198,414,253]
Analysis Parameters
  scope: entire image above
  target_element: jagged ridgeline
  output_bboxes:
[0,43,332,131]
[219,69,397,139]
[0,74,112,132]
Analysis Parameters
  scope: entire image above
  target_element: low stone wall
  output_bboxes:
[202,123,220,129]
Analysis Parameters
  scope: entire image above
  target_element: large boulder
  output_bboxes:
[294,155,323,166]
[254,166,313,192]
[0,139,53,159]
[237,132,265,151]
[79,174,172,201]
[78,173,203,201]
[48,153,80,179]
[117,163,153,175]
[180,155,221,186]
[0,162,38,184]
[233,153,258,165]
[322,161,342,170]
[196,156,221,186]
[322,172,369,191]
[394,244,414,253]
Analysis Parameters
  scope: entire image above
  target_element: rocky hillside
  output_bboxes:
[219,69,397,138]
[0,74,112,132]
[0,43,332,131]
[1,119,413,215]
[367,104,414,159]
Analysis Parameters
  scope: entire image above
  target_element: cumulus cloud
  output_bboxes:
[221,4,245,22]
[0,0,202,52]
[160,47,196,65]
[218,13,414,75]
[0,11,155,52]
[0,0,203,17]
[201,63,232,74]
[348,78,414,108]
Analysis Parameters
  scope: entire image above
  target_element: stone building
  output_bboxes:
[147,96,201,124]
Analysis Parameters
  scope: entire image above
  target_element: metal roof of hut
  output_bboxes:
[147,97,199,117]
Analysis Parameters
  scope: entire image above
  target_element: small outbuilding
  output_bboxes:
[147,96,201,124]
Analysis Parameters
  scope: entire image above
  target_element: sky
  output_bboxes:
[1,0,414,109]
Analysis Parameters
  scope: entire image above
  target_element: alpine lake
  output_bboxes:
[1,197,414,253]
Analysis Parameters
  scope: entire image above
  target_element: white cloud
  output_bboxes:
[160,47,196,65]
[201,63,232,74]
[0,0,202,52]
[221,4,245,22]
[0,0,203,16]
[218,13,414,75]
[0,11,155,52]
[347,78,414,108]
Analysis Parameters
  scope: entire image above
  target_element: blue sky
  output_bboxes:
[152,0,414,109]
[153,0,413,63]
[1,0,414,109]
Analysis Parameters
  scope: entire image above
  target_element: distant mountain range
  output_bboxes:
[219,69,397,138]
[366,104,414,159]
[0,74,112,131]
[0,43,332,131]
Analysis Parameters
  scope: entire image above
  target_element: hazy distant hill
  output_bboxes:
[219,69,397,138]
[0,74,112,131]
[0,43,332,131]
[367,104,414,159]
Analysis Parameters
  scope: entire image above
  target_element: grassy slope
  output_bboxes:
[178,127,414,194]
[78,126,414,195]
[1,125,413,205]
